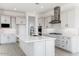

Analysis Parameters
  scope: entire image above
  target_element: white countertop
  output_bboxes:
[0,28,16,34]
[19,36,56,43]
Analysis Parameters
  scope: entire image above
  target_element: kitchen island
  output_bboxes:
[19,36,56,56]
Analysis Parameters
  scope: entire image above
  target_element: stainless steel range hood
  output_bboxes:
[49,6,61,24]
[49,20,61,24]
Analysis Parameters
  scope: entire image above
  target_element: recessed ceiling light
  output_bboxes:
[14,8,16,10]
[35,3,39,5]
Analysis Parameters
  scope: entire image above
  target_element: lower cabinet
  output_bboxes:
[46,40,55,56]
[55,36,79,53]
[0,34,16,44]
[55,36,71,51]
[19,39,55,56]
[33,41,45,56]
[34,40,55,56]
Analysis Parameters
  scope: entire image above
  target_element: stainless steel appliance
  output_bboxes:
[38,26,42,36]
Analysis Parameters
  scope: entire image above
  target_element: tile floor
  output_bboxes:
[55,47,79,56]
[0,43,25,56]
[0,43,79,56]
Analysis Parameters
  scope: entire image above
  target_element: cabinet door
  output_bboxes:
[61,11,68,28]
[1,15,10,24]
[45,17,48,28]
[1,34,16,44]
[67,9,75,27]
[47,17,52,28]
[17,25,26,36]
[5,16,10,24]
[1,16,5,22]
[59,37,71,50]
[65,38,71,51]
[1,34,8,43]
[55,36,62,47]
[61,9,75,28]
[46,40,55,56]
[33,41,45,56]
[11,16,16,29]
[7,34,16,43]
[38,17,45,28]
[44,17,51,28]
[16,17,26,24]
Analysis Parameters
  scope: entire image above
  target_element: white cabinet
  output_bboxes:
[38,16,53,29]
[61,8,75,28]
[67,9,75,27]
[55,36,79,53]
[19,37,55,56]
[11,16,16,29]
[19,40,45,56]
[1,15,10,24]
[0,33,16,44]
[16,17,26,24]
[55,36,70,50]
[38,17,45,28]
[46,40,55,56]
[34,40,55,56]
[44,16,52,28]
[34,41,45,56]
[61,11,68,28]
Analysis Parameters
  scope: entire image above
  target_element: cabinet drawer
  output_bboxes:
[60,44,66,49]
[56,43,60,47]
[1,34,16,44]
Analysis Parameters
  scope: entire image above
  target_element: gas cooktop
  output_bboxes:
[49,33,62,35]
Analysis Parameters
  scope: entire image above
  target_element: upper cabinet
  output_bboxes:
[44,16,53,28]
[38,16,54,29]
[11,16,16,29]
[38,17,45,28]
[61,8,75,28]
[16,17,26,24]
[0,15,10,24]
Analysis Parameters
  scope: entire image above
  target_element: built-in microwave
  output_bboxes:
[1,24,10,28]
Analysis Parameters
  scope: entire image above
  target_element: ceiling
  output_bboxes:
[0,3,65,13]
